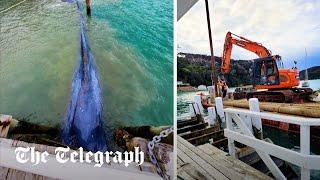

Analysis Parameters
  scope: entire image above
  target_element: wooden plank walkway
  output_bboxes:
[177,136,272,180]
[178,122,208,134]
[177,116,226,147]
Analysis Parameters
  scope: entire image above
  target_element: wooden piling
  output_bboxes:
[86,0,91,16]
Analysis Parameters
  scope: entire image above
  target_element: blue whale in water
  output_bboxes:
[62,3,107,152]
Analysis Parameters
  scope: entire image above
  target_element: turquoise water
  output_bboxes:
[0,0,173,131]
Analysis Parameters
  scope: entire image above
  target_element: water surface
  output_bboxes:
[0,0,173,132]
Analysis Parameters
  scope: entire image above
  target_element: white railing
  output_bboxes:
[0,139,161,180]
[224,105,320,180]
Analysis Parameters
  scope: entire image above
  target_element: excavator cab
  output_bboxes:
[252,56,280,87]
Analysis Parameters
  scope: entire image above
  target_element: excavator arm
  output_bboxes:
[221,31,272,73]
[219,32,310,103]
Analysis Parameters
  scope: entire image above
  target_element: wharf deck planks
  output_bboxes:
[177,122,208,134]
[178,136,272,180]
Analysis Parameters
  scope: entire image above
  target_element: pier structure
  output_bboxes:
[224,107,320,180]
[178,97,269,179]
[0,115,161,180]
[177,136,271,179]
[179,95,320,179]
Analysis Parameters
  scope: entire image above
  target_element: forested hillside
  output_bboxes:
[178,53,320,87]
[177,53,252,87]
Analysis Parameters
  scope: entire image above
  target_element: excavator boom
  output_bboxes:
[220,31,312,103]
[221,32,272,73]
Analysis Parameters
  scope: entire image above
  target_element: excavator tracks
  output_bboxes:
[246,88,313,103]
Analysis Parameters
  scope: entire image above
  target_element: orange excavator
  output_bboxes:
[221,31,313,103]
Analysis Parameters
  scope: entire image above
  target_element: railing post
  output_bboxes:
[226,112,236,158]
[208,86,215,104]
[215,97,225,122]
[194,95,204,113]
[189,104,196,118]
[300,125,310,180]
[249,98,263,139]
[207,107,216,126]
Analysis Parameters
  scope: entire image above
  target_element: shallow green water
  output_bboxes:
[0,0,79,126]
[0,0,173,130]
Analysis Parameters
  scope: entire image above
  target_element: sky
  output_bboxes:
[177,0,320,70]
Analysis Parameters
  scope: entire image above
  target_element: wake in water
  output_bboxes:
[61,1,107,152]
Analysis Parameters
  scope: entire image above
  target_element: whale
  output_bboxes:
[61,1,107,152]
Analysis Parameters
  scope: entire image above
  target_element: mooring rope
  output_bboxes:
[0,0,28,14]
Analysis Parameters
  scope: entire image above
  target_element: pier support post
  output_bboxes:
[86,0,91,16]
[249,98,263,139]
[300,125,310,180]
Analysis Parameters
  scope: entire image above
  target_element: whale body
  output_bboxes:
[62,3,107,152]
